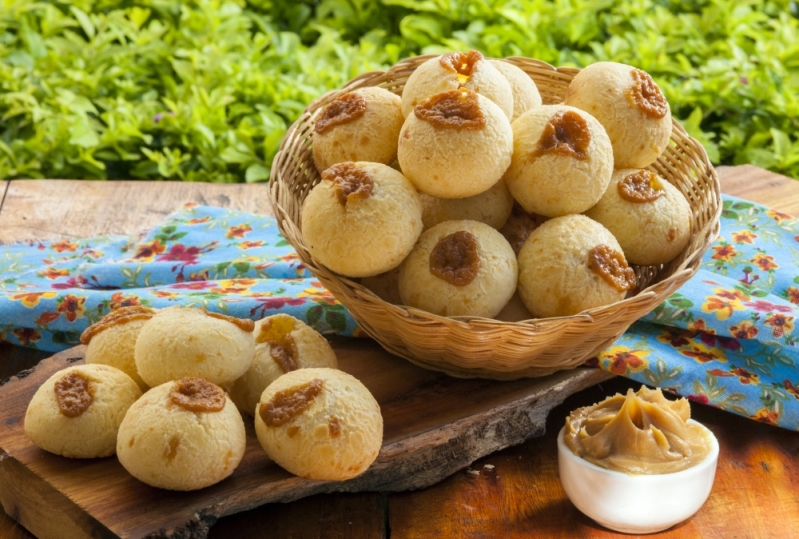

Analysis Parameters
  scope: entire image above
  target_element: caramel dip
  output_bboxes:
[564,386,711,475]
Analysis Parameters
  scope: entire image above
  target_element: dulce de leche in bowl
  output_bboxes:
[558,386,719,534]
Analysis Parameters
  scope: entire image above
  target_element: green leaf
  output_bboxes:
[69,7,95,40]
[325,310,347,332]
[245,163,270,183]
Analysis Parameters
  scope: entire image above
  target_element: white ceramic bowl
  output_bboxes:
[557,420,719,534]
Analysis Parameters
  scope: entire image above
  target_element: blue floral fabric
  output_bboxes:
[0,203,360,352]
[1,197,798,429]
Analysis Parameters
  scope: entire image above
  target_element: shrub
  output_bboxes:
[1,0,797,182]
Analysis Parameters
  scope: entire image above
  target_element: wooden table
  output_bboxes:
[1,165,798,538]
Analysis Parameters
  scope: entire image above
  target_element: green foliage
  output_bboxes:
[1,0,798,182]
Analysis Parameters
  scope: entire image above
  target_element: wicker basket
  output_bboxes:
[268,55,722,380]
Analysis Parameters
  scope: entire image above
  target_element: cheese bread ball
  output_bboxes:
[505,105,613,217]
[564,62,672,169]
[398,89,513,199]
[488,59,542,122]
[419,178,514,232]
[255,368,383,481]
[402,50,514,120]
[134,307,255,388]
[25,364,142,458]
[81,306,157,391]
[360,266,402,305]
[398,220,517,318]
[228,314,338,416]
[301,161,423,278]
[117,377,246,490]
[585,169,692,266]
[518,215,636,318]
[312,87,404,173]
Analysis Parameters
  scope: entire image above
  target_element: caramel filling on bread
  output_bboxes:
[314,92,367,134]
[429,230,480,286]
[203,309,255,332]
[618,170,665,203]
[170,377,226,413]
[533,110,591,160]
[323,163,375,207]
[627,69,668,119]
[260,379,324,427]
[55,371,94,417]
[414,89,486,130]
[257,316,300,373]
[587,244,636,292]
[440,50,484,85]
[79,305,156,344]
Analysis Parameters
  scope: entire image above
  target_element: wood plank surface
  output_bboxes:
[0,165,798,539]
[0,180,273,243]
[0,343,607,538]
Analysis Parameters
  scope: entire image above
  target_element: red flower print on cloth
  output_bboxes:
[56,294,86,322]
[187,216,211,225]
[598,346,649,375]
[239,240,264,249]
[226,224,252,239]
[730,367,759,385]
[753,408,780,426]
[12,328,41,345]
[784,380,799,401]
[11,291,58,308]
[711,244,738,261]
[702,288,748,321]
[766,209,792,222]
[52,276,88,290]
[688,318,716,334]
[732,230,757,244]
[157,244,204,264]
[109,292,142,310]
[745,300,794,313]
[171,281,214,290]
[752,254,779,271]
[764,313,794,338]
[729,320,758,340]
[38,267,70,280]
[656,327,696,347]
[51,240,78,253]
[680,344,727,364]
[133,240,166,260]
[707,369,734,377]
[786,287,799,305]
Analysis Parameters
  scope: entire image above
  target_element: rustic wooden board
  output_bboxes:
[0,340,609,539]
[0,180,273,243]
[2,166,798,539]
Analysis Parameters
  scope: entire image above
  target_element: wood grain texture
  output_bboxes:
[0,341,608,538]
[0,180,273,243]
[717,164,799,216]
[388,376,799,539]
[1,165,798,539]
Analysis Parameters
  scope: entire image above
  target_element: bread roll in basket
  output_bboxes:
[268,55,721,380]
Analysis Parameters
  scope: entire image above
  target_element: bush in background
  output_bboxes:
[1,0,797,182]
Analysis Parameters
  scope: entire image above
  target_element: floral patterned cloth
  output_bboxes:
[596,197,799,429]
[1,197,798,429]
[0,203,360,352]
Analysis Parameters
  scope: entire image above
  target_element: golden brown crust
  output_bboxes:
[315,92,367,134]
[170,377,226,413]
[79,306,156,345]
